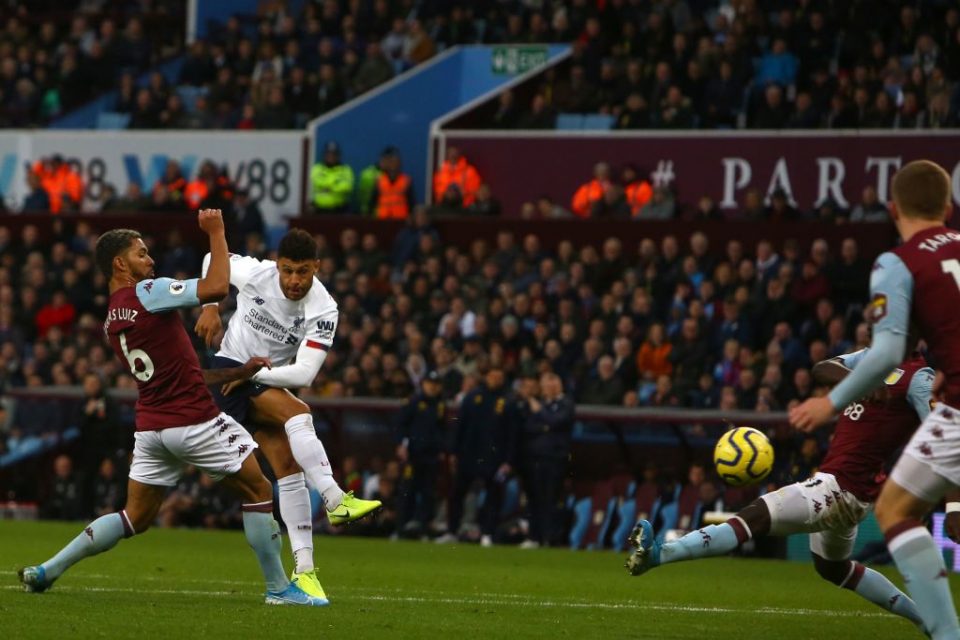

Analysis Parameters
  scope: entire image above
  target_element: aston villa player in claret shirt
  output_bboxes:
[791,160,960,638]
[19,210,326,607]
[626,347,930,634]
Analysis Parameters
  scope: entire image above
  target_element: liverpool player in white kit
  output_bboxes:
[195,229,380,601]
[19,210,325,606]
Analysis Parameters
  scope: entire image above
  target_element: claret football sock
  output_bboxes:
[242,505,288,594]
[42,511,133,581]
[842,562,924,626]
[887,520,960,639]
[659,518,748,565]
[277,472,314,574]
[283,414,345,510]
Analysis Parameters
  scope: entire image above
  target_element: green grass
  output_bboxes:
[0,520,954,639]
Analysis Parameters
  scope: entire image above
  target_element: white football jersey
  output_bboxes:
[215,255,339,365]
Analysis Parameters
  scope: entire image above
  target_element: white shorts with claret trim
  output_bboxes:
[760,472,871,561]
[890,403,960,503]
[129,413,258,487]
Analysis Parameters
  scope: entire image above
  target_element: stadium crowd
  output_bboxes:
[5,1,960,130]
[0,204,881,545]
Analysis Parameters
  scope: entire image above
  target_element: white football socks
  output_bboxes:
[277,472,314,574]
[283,413,345,511]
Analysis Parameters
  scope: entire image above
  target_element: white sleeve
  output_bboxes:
[202,252,261,290]
[251,338,328,388]
[250,303,337,388]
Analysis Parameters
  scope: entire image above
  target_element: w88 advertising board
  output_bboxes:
[0,131,304,225]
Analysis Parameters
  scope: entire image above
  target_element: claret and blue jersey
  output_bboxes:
[105,277,219,431]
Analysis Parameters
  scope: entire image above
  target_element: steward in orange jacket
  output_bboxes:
[571,162,612,218]
[433,146,481,206]
[372,150,414,219]
[620,163,653,216]
[32,155,83,213]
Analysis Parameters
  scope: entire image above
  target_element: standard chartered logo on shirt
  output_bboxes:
[243,308,292,343]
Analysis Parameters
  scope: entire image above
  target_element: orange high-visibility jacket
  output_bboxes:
[433,157,481,205]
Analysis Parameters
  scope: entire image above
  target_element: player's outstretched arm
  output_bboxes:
[196,209,230,303]
[201,357,272,386]
[791,252,912,432]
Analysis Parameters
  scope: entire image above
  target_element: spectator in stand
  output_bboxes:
[591,184,631,219]
[579,355,625,405]
[433,147,482,207]
[22,171,51,213]
[571,162,612,218]
[752,84,790,129]
[637,186,676,220]
[756,38,799,88]
[372,148,414,220]
[153,160,186,204]
[517,93,555,129]
[615,92,650,129]
[116,183,148,210]
[467,184,501,216]
[255,85,295,129]
[637,323,673,384]
[231,188,265,248]
[656,86,696,128]
[35,291,76,339]
[89,457,125,518]
[311,141,355,214]
[850,186,889,222]
[40,454,84,521]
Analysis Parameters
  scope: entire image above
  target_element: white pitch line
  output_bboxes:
[1,583,888,618]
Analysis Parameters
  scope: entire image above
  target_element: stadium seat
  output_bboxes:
[568,497,592,550]
[95,112,131,130]
[656,502,679,543]
[611,499,638,551]
[582,114,615,130]
[176,86,208,113]
[555,113,585,130]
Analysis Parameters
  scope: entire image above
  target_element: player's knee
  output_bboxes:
[124,506,156,534]
[812,554,849,586]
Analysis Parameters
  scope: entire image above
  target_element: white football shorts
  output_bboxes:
[129,413,258,487]
[890,402,960,503]
[760,472,871,561]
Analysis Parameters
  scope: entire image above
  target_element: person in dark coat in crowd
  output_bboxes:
[394,370,446,537]
[520,371,574,548]
[438,367,520,547]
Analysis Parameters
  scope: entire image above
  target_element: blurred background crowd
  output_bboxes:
[2,1,960,130]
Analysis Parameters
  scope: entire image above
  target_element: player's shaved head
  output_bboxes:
[891,160,951,221]
[278,229,318,262]
[95,229,142,277]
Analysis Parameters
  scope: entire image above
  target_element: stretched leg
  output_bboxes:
[254,428,314,575]
[22,479,162,591]
[628,480,809,576]
[479,474,502,538]
[811,551,923,628]
[878,453,959,640]
[251,389,344,509]
[220,453,293,596]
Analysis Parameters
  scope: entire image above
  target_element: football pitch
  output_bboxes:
[2,521,955,639]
